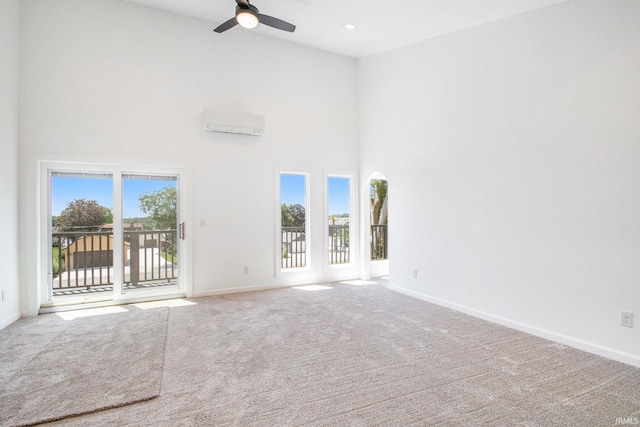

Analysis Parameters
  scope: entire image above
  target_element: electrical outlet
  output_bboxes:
[621,311,634,328]
[412,270,418,279]
[243,267,249,275]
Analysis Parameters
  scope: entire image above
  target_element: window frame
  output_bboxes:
[324,171,356,269]
[276,170,311,275]
[38,161,189,307]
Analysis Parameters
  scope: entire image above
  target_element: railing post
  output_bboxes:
[281,226,307,269]
[370,225,376,260]
[370,224,388,261]
[130,234,139,287]
[383,224,388,260]
[51,229,178,296]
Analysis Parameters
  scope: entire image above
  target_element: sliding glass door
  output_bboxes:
[51,172,115,297]
[121,174,179,295]
[46,165,184,305]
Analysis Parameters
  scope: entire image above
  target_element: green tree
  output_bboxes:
[288,204,306,226]
[102,207,114,224]
[370,179,388,225]
[138,186,177,230]
[282,203,305,226]
[281,204,294,226]
[58,199,113,231]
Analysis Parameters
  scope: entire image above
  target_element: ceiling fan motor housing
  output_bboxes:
[235,4,259,28]
[236,4,259,18]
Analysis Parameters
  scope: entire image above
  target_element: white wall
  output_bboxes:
[19,0,358,315]
[359,0,640,366]
[0,0,21,328]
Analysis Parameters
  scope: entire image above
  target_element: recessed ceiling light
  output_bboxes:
[344,24,356,30]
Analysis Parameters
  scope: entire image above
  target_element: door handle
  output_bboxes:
[179,222,185,240]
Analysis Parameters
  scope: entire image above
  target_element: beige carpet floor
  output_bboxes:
[2,279,640,426]
[0,305,168,427]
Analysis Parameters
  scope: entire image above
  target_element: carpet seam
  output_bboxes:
[6,307,171,427]
[15,394,160,427]
[156,306,171,396]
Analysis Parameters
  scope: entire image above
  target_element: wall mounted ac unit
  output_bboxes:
[202,108,265,136]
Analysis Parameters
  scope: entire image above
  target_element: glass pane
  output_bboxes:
[328,176,350,264]
[370,179,388,260]
[51,174,114,297]
[122,175,178,293]
[281,173,306,269]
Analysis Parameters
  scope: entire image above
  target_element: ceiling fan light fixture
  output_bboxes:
[215,1,295,34]
[236,9,259,29]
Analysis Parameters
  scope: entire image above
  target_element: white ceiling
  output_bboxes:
[123,0,569,58]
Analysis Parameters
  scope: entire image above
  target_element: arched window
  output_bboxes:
[369,178,388,261]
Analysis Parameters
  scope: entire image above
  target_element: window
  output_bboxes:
[280,173,308,269]
[370,178,388,260]
[327,176,351,265]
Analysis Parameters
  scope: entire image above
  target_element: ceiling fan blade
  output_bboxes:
[214,17,238,33]
[259,14,296,32]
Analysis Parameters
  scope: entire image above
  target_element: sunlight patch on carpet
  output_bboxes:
[132,298,197,310]
[339,279,378,286]
[292,285,333,292]
[55,305,129,320]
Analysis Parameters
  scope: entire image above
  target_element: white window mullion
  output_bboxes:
[112,169,124,299]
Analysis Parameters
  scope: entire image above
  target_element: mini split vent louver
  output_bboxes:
[202,108,265,136]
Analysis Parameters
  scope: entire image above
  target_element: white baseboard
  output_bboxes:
[192,276,367,299]
[0,312,21,330]
[388,285,640,368]
[192,283,298,298]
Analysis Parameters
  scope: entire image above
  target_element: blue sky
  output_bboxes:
[328,176,350,216]
[51,177,176,218]
[280,174,350,216]
[52,174,350,218]
[280,174,306,208]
